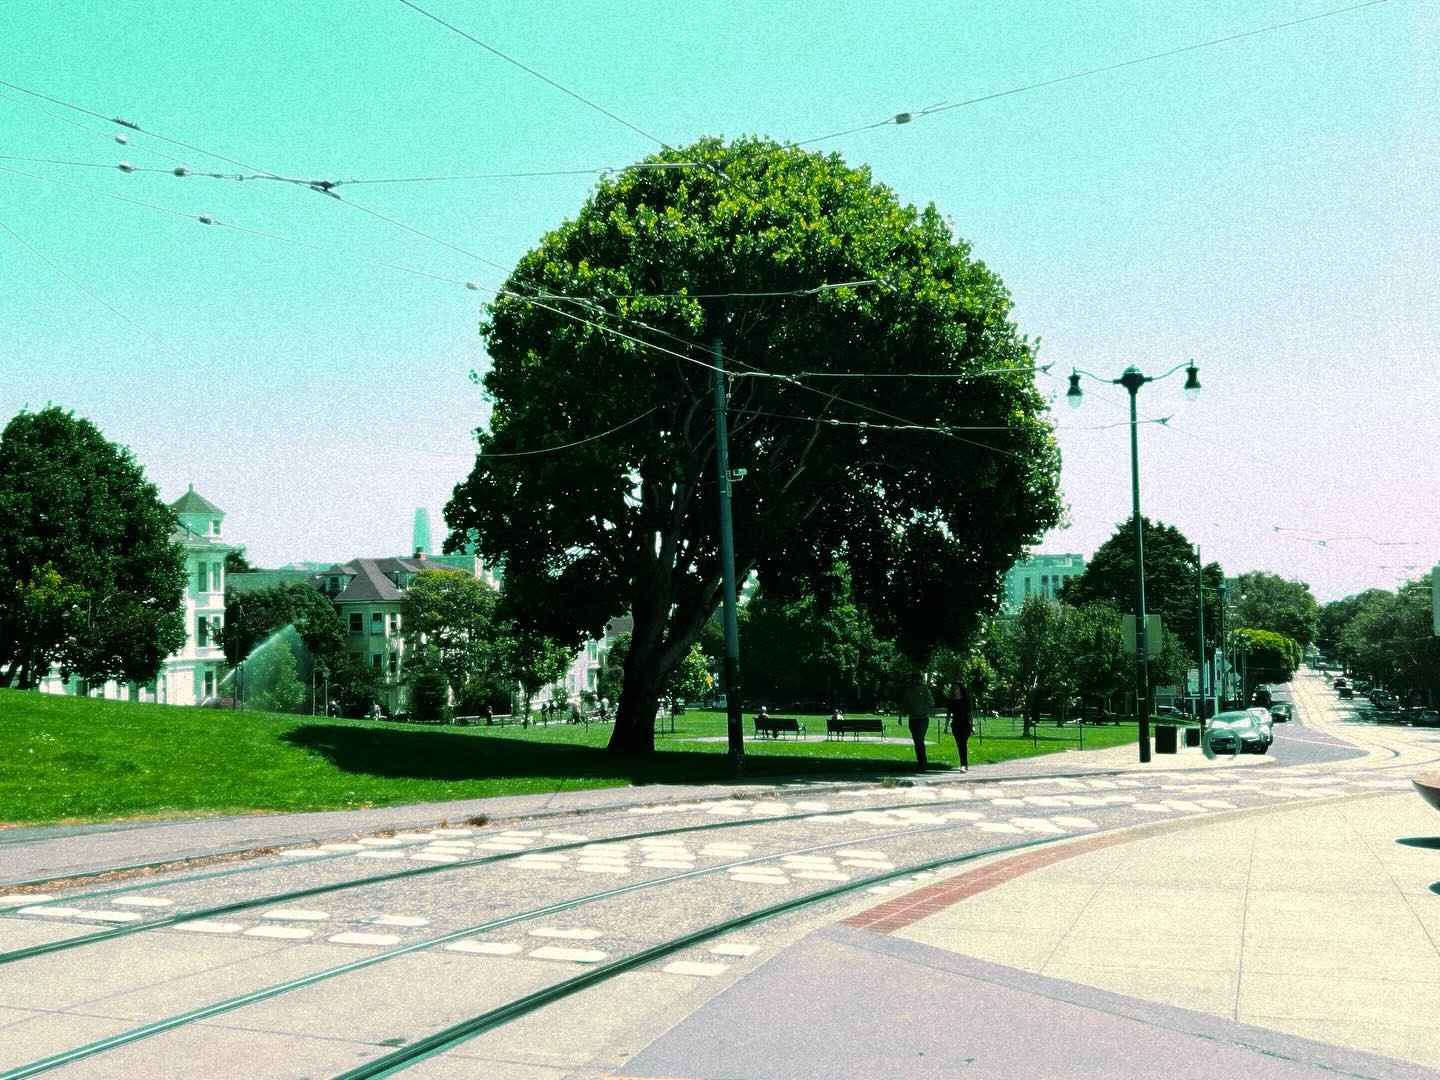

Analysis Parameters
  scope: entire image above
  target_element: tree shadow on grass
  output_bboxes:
[282,724,913,787]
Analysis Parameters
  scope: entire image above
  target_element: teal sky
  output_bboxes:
[2,1,1434,602]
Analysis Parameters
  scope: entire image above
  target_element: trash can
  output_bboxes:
[1154,724,1178,754]
[1184,726,1201,748]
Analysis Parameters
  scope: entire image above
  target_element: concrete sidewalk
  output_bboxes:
[622,786,1440,1078]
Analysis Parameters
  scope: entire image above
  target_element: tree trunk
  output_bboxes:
[608,656,664,754]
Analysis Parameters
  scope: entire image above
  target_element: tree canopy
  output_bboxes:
[1229,571,1318,649]
[0,407,186,689]
[446,136,1063,753]
[1231,627,1301,697]
[1334,582,1439,700]
[740,562,899,711]
[401,569,501,700]
[1063,517,1224,667]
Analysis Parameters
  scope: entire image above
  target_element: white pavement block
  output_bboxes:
[447,941,522,955]
[530,946,606,963]
[175,920,244,934]
[327,932,401,946]
[244,926,313,940]
[1,894,54,907]
[111,897,174,908]
[663,961,729,977]
[730,873,789,885]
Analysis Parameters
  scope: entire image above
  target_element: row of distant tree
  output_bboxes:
[1317,582,1440,702]
[697,518,1317,723]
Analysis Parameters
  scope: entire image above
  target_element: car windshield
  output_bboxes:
[1212,711,1258,728]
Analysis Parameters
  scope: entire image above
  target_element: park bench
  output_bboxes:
[754,716,805,740]
[826,717,885,740]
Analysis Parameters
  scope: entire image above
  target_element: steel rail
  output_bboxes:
[330,835,1069,1079]
[0,826,1072,1079]
[0,761,1145,894]
[0,786,1004,966]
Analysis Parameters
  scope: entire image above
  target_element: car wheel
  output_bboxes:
[1257,742,1270,754]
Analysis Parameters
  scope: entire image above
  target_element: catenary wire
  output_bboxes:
[475,407,659,458]
[790,0,1393,147]
[0,215,185,357]
[394,0,674,152]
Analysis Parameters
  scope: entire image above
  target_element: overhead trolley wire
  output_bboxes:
[791,0,1394,147]
[394,0,675,153]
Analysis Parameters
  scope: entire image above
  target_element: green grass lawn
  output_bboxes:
[0,690,1141,826]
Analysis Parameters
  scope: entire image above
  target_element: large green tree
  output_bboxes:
[740,562,897,710]
[0,407,186,689]
[1229,571,1318,650]
[401,570,502,700]
[1063,517,1224,668]
[1316,589,1389,668]
[1062,602,1131,712]
[1339,582,1440,700]
[446,136,1062,753]
[982,595,1072,734]
[1231,627,1301,699]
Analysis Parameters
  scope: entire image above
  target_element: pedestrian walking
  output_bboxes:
[947,682,973,772]
[901,670,933,771]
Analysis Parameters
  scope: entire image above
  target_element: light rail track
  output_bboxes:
[0,824,1068,1079]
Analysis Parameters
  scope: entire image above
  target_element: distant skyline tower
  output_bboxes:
[412,507,433,556]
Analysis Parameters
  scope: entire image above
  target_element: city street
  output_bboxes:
[1,668,1437,1078]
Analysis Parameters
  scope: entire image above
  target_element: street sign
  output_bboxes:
[1186,668,1199,694]
[1122,614,1163,659]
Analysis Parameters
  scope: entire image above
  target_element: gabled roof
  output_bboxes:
[170,484,224,516]
[324,556,467,604]
[332,560,406,603]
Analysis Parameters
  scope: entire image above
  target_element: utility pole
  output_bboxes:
[1123,370,1152,763]
[1196,545,1206,722]
[712,334,744,775]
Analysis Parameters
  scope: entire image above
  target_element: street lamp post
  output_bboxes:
[1068,360,1200,763]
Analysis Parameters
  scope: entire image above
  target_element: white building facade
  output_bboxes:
[1001,553,1086,613]
[39,485,235,705]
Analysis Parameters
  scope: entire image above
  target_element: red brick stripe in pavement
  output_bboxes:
[843,790,1389,935]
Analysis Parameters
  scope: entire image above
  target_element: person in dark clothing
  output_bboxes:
[946,682,974,772]
[901,671,933,771]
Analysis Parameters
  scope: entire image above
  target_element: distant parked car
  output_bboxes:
[1270,703,1293,723]
[1155,705,1186,720]
[1339,685,1354,699]
[1410,708,1439,728]
[1248,707,1275,748]
[1207,710,1270,754]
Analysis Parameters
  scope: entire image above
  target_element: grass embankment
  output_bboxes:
[0,690,1140,826]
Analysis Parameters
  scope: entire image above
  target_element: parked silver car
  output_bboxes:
[1207,710,1270,754]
